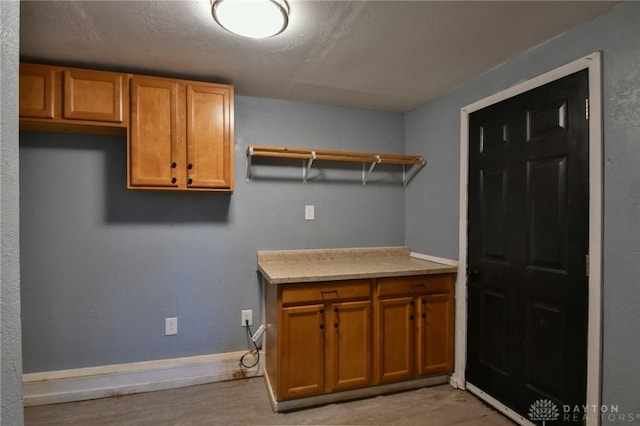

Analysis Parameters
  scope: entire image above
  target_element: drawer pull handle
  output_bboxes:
[321,290,338,299]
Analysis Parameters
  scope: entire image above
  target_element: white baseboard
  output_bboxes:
[23,351,263,407]
[466,382,534,426]
[410,252,459,266]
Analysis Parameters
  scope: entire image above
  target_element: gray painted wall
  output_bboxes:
[1,0,24,424]
[19,96,406,372]
[405,1,640,421]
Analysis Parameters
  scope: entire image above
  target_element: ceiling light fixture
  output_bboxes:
[211,0,290,39]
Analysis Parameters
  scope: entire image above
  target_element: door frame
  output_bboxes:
[455,52,603,426]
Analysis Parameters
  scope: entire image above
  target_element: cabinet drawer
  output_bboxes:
[378,274,453,297]
[281,280,371,305]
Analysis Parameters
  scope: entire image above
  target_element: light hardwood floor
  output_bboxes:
[25,378,515,425]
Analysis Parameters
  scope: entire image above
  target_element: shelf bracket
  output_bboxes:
[302,151,316,183]
[362,156,381,186]
[245,146,254,182]
[402,161,425,186]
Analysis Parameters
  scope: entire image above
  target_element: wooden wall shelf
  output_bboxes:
[246,145,426,186]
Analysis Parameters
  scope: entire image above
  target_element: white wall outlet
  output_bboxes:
[165,317,178,336]
[305,205,315,220]
[241,309,253,327]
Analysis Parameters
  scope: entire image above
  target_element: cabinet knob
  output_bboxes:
[188,178,193,185]
[422,300,426,304]
[319,309,324,314]
[422,314,426,318]
[171,162,177,168]
[171,177,177,184]
[410,301,414,306]
[334,308,338,313]
[334,323,339,328]
[319,324,324,329]
[188,163,193,170]
[410,315,414,320]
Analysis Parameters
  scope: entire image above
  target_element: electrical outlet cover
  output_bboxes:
[165,317,178,335]
[241,309,253,326]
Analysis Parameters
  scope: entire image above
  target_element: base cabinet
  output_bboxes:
[268,280,372,401]
[376,274,454,383]
[265,273,454,406]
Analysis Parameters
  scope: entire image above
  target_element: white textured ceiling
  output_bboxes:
[20,1,618,112]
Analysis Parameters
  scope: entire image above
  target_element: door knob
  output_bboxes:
[467,268,480,281]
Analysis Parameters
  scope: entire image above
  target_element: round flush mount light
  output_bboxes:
[211,0,290,39]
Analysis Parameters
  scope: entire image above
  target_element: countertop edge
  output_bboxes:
[261,267,458,284]
[257,248,458,284]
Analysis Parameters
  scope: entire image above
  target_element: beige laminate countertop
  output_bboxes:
[257,246,458,284]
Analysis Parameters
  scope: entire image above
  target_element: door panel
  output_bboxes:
[328,300,371,392]
[478,288,509,376]
[467,70,589,424]
[377,297,414,383]
[527,156,569,272]
[417,293,454,376]
[480,168,509,262]
[525,300,566,398]
[280,304,325,399]
[129,77,181,188]
[186,84,232,189]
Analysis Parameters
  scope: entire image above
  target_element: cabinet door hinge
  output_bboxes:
[585,98,590,120]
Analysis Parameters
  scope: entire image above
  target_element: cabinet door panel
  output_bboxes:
[328,300,371,392]
[186,84,233,190]
[417,293,454,376]
[280,304,325,400]
[129,77,181,188]
[64,69,124,123]
[377,297,414,383]
[19,64,55,119]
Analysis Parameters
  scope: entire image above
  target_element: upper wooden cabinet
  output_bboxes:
[19,63,128,133]
[129,75,234,192]
[19,63,234,193]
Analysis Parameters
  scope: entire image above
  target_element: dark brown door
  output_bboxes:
[466,70,589,424]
